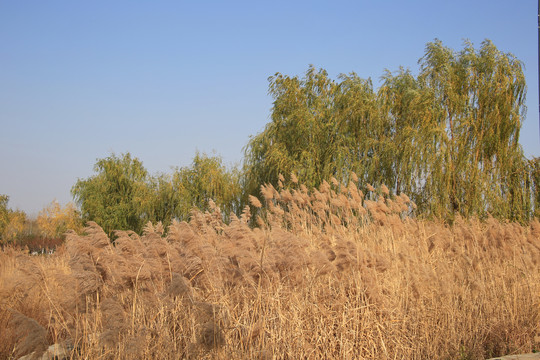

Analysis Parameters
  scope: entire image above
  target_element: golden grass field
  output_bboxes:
[1,179,539,359]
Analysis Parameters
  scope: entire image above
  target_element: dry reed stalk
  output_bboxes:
[8,310,49,359]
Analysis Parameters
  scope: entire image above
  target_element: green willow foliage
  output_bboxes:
[528,157,540,218]
[245,40,538,221]
[416,40,529,221]
[0,195,10,238]
[148,152,242,225]
[72,153,151,235]
[175,152,243,220]
[244,67,377,191]
[72,152,242,235]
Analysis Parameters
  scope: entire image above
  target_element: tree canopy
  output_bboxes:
[72,152,243,235]
[146,152,243,226]
[244,39,537,222]
[72,153,150,234]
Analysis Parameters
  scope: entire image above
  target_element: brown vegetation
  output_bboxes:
[0,179,539,359]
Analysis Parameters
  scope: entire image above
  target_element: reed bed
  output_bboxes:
[0,178,539,359]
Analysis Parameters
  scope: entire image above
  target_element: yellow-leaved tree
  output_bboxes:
[37,200,82,238]
[0,195,27,244]
[1,211,26,243]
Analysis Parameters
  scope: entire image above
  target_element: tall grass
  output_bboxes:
[1,178,539,359]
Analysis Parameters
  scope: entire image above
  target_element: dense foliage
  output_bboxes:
[245,39,538,221]
[144,152,243,228]
[71,152,242,235]
[36,201,83,238]
[71,153,151,235]
[0,195,27,244]
[0,195,9,236]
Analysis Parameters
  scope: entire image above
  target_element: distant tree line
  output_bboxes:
[0,195,82,245]
[0,195,27,242]
[71,152,243,235]
[4,39,537,242]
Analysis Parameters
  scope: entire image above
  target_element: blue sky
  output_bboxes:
[1,0,538,215]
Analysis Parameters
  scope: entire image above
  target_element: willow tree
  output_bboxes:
[244,66,378,193]
[245,67,337,191]
[144,172,184,228]
[417,39,529,220]
[0,195,9,238]
[333,73,379,184]
[377,67,438,206]
[72,153,151,235]
[172,152,243,220]
[245,40,534,221]
[530,157,540,218]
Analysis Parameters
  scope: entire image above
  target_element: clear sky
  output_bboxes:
[1,0,539,215]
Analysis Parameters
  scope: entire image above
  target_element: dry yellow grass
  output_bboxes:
[0,179,539,359]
